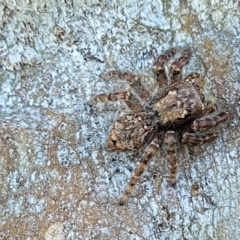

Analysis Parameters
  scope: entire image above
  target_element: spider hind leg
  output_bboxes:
[164,131,179,186]
[119,136,161,205]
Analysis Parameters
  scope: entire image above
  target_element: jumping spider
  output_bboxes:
[89,47,231,205]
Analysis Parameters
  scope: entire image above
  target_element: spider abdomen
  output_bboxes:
[107,112,154,151]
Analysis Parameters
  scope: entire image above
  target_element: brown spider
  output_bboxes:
[89,47,231,205]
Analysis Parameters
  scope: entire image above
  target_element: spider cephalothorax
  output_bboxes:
[89,47,231,205]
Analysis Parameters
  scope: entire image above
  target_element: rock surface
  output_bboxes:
[0,1,240,239]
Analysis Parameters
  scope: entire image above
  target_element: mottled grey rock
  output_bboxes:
[0,1,240,239]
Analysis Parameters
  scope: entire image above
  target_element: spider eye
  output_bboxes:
[153,65,163,72]
[171,65,181,75]
[195,84,200,89]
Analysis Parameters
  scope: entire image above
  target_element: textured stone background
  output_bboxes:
[0,0,240,239]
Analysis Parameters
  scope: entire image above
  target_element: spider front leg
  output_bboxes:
[170,48,192,76]
[169,48,191,83]
[152,47,178,87]
[164,131,179,186]
[89,91,143,111]
[182,72,219,114]
[153,47,191,87]
[101,70,149,99]
[119,135,162,205]
[152,47,178,72]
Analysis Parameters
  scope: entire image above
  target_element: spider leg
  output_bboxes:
[153,47,192,87]
[164,131,179,186]
[182,132,218,145]
[165,48,192,85]
[191,110,232,131]
[152,47,178,72]
[171,48,192,76]
[183,72,217,114]
[152,47,178,87]
[88,91,143,111]
[101,70,149,99]
[119,136,162,205]
[203,100,217,115]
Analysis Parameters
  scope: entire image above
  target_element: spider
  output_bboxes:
[89,47,231,205]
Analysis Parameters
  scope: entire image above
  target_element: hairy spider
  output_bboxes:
[89,47,231,205]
